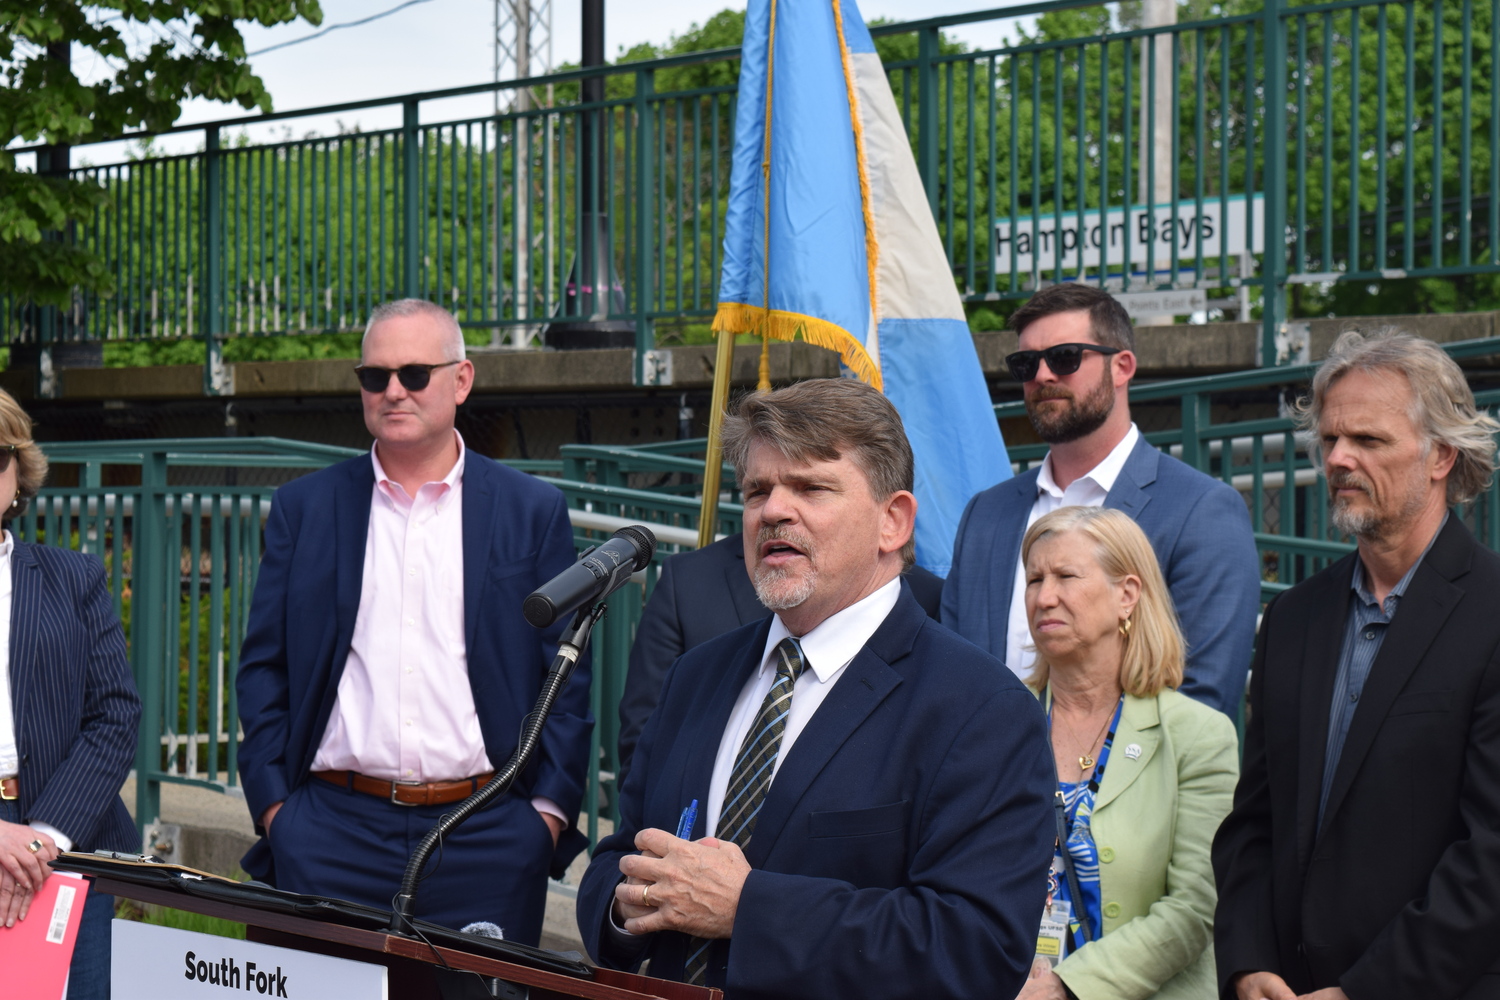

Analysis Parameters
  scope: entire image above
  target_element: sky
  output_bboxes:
[53,0,1039,166]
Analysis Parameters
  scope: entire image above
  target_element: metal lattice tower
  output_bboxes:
[494,0,554,113]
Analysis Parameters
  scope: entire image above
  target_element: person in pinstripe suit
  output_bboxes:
[0,389,142,999]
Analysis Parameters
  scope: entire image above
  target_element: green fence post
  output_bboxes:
[635,69,655,369]
[1260,0,1288,366]
[917,26,940,218]
[132,449,168,839]
[403,100,421,299]
[202,126,229,396]
[1180,392,1209,472]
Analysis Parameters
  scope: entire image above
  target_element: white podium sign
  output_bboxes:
[111,919,387,1000]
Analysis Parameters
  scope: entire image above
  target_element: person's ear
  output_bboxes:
[879,490,917,558]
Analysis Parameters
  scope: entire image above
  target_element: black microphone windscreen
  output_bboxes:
[613,525,657,570]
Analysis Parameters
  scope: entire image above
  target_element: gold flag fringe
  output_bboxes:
[713,301,884,391]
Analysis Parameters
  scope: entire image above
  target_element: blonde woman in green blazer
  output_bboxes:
[1016,506,1240,1000]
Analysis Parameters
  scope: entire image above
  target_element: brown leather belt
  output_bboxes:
[0,776,16,801]
[313,770,493,808]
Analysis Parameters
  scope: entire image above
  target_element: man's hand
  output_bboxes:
[1015,961,1070,1000]
[1234,971,1297,1000]
[539,812,563,847]
[613,828,751,939]
[261,802,284,834]
[1297,991,1349,1000]
[0,821,57,928]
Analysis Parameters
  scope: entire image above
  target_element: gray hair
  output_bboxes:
[362,299,466,361]
[1296,329,1499,506]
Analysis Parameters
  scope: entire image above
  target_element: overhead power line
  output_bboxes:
[248,0,439,57]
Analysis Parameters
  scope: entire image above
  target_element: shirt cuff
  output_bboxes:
[31,822,72,854]
[608,877,642,940]
[531,797,568,826]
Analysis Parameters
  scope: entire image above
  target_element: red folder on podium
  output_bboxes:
[0,870,86,1000]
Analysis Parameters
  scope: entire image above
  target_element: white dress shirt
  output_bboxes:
[0,530,73,851]
[1004,423,1140,681]
[705,577,902,837]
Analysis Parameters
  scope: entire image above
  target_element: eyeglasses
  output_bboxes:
[353,361,461,394]
[1005,343,1122,383]
[0,446,16,474]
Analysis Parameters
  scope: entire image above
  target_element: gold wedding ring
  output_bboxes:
[26,839,42,854]
[642,884,652,907]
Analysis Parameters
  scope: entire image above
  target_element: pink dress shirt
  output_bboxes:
[312,434,490,781]
[310,434,566,827]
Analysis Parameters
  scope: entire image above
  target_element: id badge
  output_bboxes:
[1036,898,1071,966]
[1035,857,1071,966]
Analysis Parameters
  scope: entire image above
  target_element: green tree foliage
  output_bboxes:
[40,0,1500,367]
[0,1,322,307]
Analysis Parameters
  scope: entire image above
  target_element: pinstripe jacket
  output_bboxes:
[8,540,140,853]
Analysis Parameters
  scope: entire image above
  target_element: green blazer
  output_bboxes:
[1049,688,1240,1000]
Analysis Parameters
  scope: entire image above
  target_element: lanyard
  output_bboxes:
[1046,696,1124,943]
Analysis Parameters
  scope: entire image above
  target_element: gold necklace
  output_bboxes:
[1060,707,1114,774]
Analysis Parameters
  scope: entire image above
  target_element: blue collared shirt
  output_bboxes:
[1318,515,1446,826]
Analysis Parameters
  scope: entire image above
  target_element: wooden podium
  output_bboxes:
[73,859,718,1000]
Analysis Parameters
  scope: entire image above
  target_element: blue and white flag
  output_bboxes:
[713,0,1011,575]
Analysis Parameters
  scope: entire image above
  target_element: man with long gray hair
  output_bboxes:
[1214,330,1500,1000]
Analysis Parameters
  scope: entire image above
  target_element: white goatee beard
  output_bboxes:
[753,564,818,611]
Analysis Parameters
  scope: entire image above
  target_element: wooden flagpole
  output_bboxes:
[695,329,737,548]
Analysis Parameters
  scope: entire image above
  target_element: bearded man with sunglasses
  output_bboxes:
[236,299,591,941]
[941,283,1260,718]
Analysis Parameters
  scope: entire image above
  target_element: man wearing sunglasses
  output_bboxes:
[236,299,591,942]
[941,283,1260,718]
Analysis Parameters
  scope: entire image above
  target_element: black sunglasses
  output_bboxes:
[0,446,16,475]
[353,360,461,394]
[1005,343,1122,383]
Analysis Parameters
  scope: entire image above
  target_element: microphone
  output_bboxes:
[523,525,656,628]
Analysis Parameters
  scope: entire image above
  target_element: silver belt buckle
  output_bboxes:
[389,779,424,807]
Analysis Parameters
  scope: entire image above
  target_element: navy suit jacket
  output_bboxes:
[9,542,140,853]
[617,532,945,782]
[942,434,1261,717]
[579,589,1055,1000]
[236,452,592,880]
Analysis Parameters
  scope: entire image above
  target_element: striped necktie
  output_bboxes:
[683,636,808,985]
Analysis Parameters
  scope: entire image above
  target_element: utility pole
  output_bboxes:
[494,0,554,347]
[1138,0,1176,325]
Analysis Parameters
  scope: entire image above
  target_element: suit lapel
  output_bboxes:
[1104,434,1159,520]
[1295,559,1355,867]
[461,457,497,654]
[8,543,41,744]
[1093,694,1159,812]
[335,458,374,646]
[682,618,775,818]
[741,596,921,868]
[990,471,1040,661]
[1317,519,1468,840]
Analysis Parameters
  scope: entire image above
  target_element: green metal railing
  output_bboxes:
[13,1,1500,385]
[21,437,743,844]
[996,333,1500,600]
[22,321,1500,843]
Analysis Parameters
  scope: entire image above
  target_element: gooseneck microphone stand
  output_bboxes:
[388,602,607,935]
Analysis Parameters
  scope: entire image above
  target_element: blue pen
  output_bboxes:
[675,799,699,840]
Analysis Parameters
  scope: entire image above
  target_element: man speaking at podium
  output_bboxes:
[236,299,590,943]
[578,379,1055,999]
